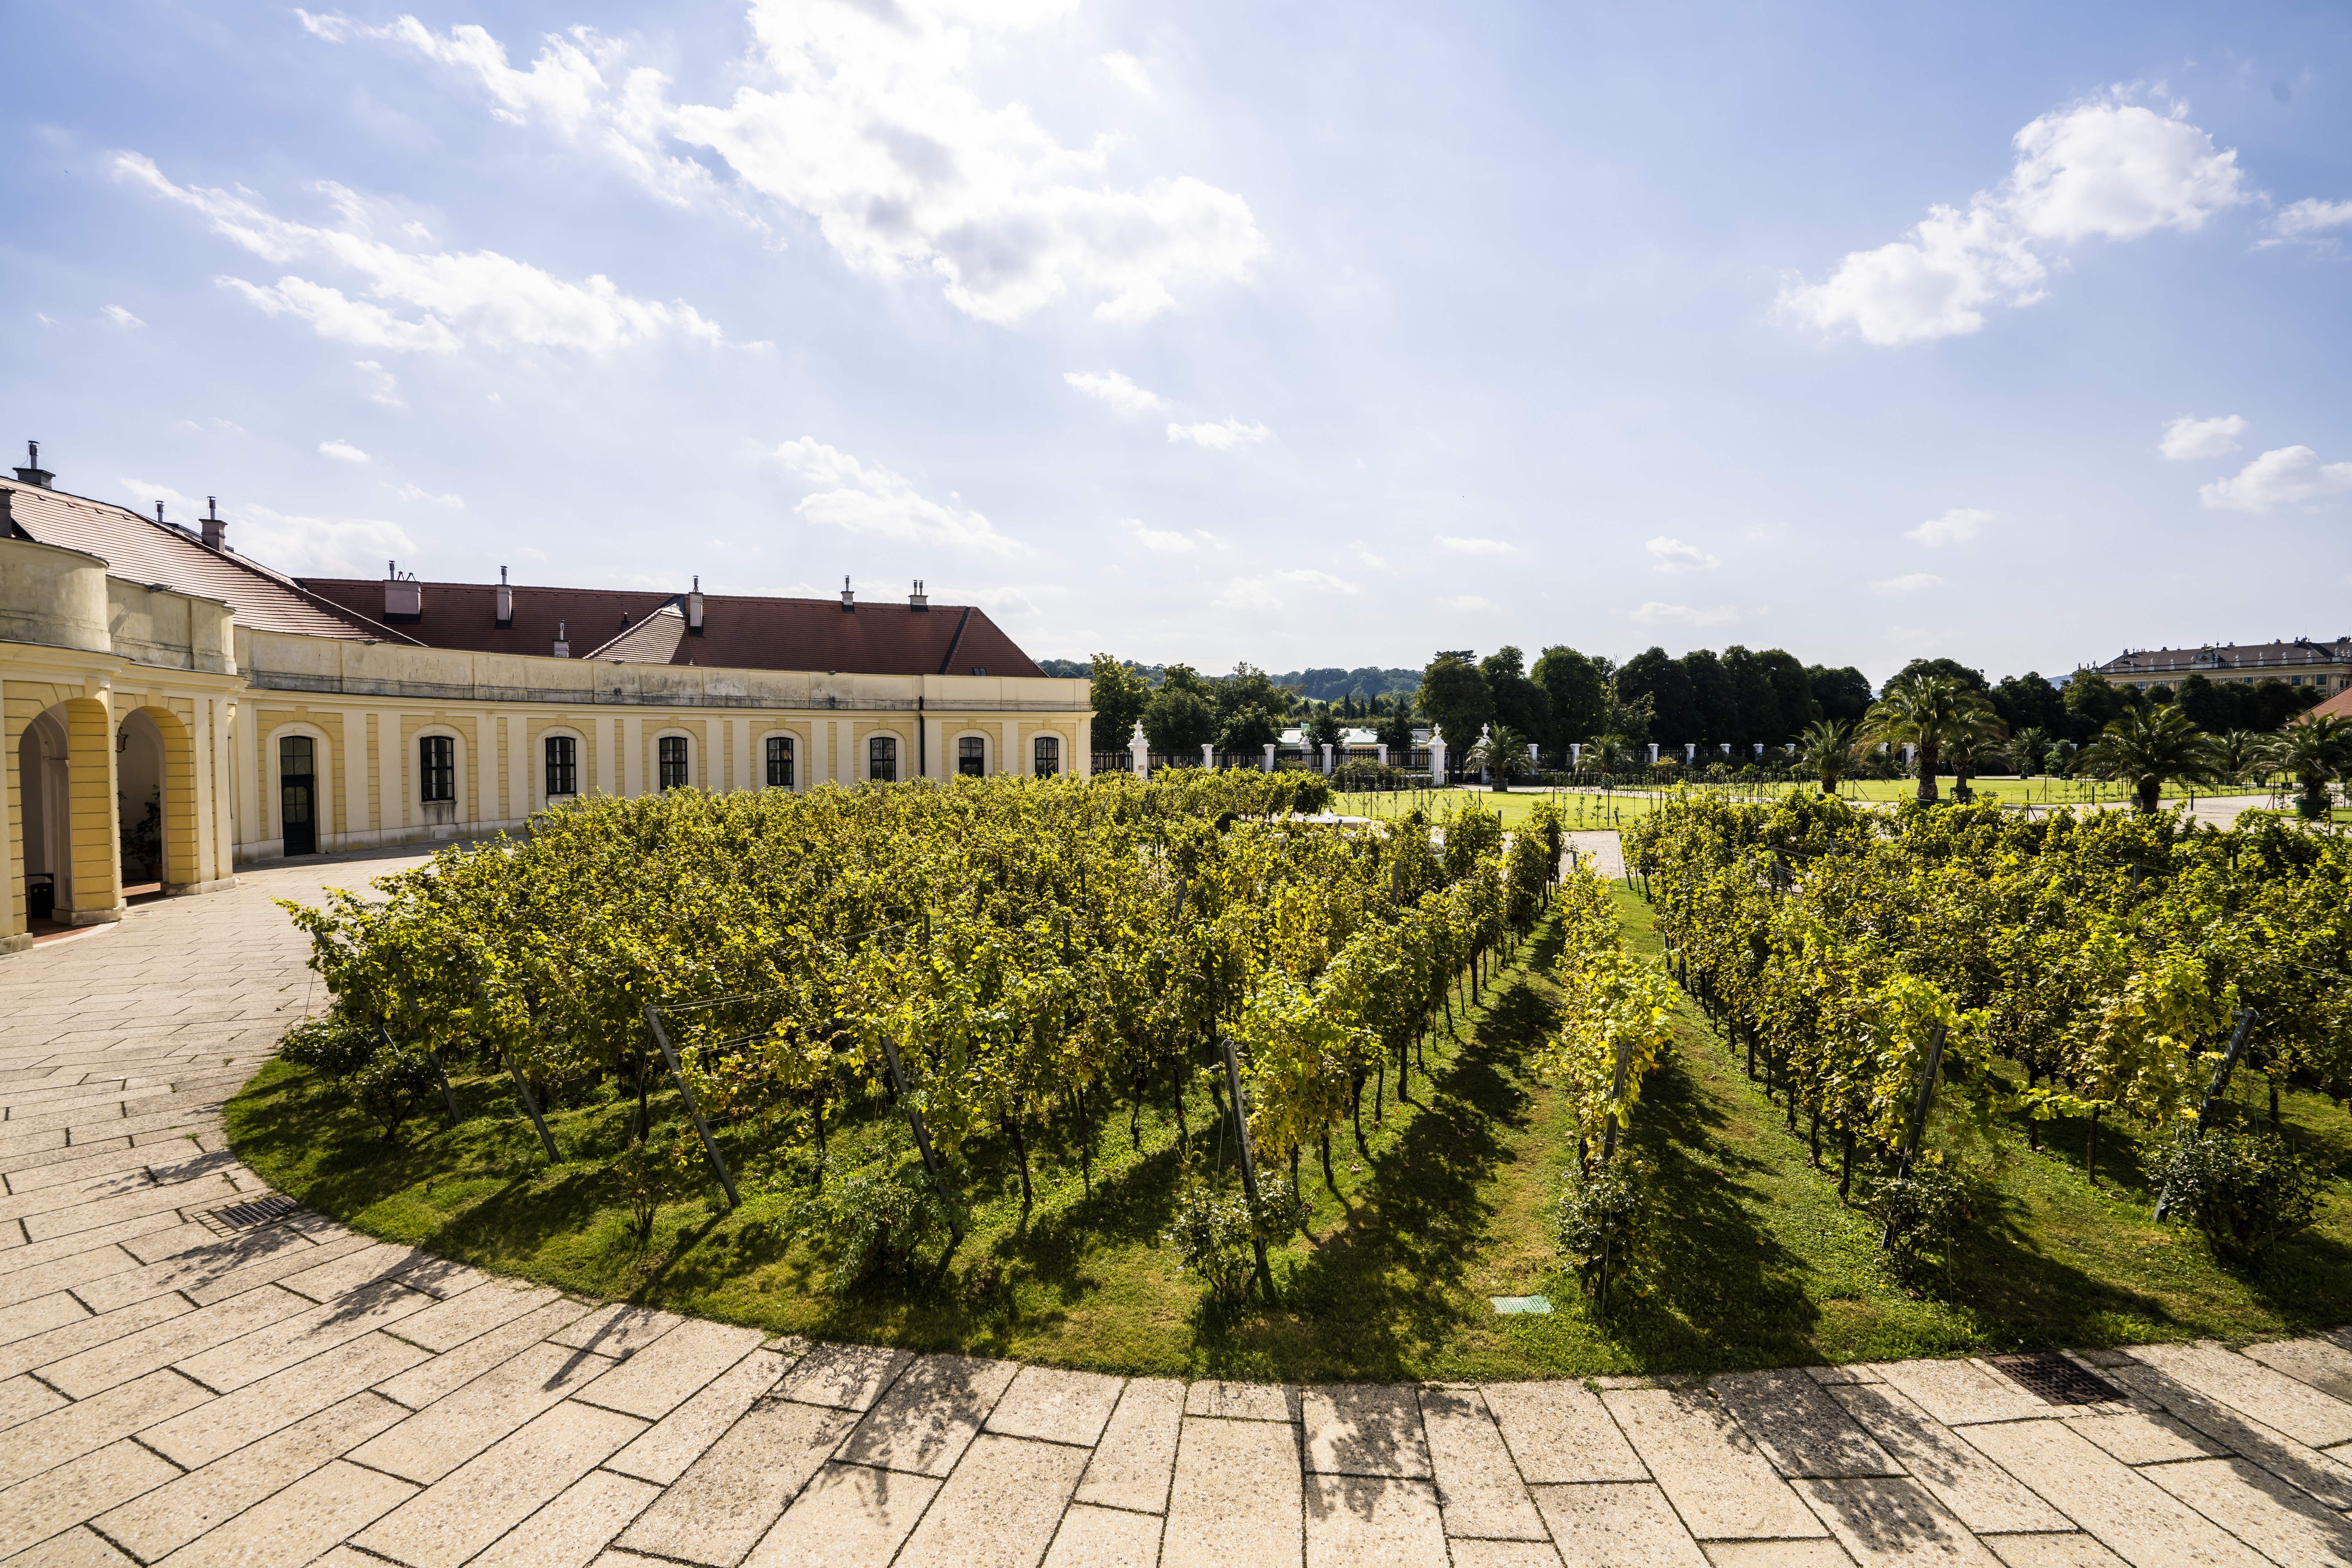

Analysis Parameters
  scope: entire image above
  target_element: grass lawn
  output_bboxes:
[229,883,2352,1379]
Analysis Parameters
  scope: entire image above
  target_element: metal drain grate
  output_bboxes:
[208,1195,299,1232]
[1985,1351,2123,1406]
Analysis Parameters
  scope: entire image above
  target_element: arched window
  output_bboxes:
[766,735,793,787]
[657,735,689,790]
[1033,736,1060,777]
[545,735,578,797]
[958,736,986,777]
[419,735,455,803]
[868,735,897,782]
[280,735,316,855]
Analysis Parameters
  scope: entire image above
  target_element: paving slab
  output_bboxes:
[149,1456,416,1568]
[547,1304,682,1359]
[1039,1503,1163,1568]
[140,1331,428,1469]
[1698,1544,1853,1568]
[349,1399,646,1568]
[1485,1379,1648,1483]
[468,1468,662,1568]
[350,1339,620,1484]
[615,1396,857,1565]
[1528,1481,1708,1567]
[1446,1543,1568,1568]
[2102,1362,2352,1509]
[1418,1385,1547,1541]
[374,1299,604,1412]
[2244,1337,2352,1405]
[1163,1414,1302,1568]
[744,1462,940,1568]
[1827,1383,2072,1534]
[772,1341,911,1412]
[0,1294,89,1355]
[1602,1387,1826,1541]
[572,1316,763,1421]
[1959,1415,2269,1568]
[1303,1474,1448,1568]
[985,1365,1125,1448]
[94,1391,403,1561]
[895,1432,1091,1568]
[1302,1383,1431,1478]
[0,1440,181,1560]
[1978,1537,2127,1568]
[0,1368,212,1488]
[75,1226,363,1314]
[2125,1341,2352,1449]
[1712,1369,1897,1480]
[41,1285,313,1398]
[1795,1476,1999,1566]
[0,1379,66,1432]
[1074,1376,1183,1515]
[0,1294,190,1385]
[1869,1360,2050,1427]
[2140,1455,2352,1568]
[2065,1409,2230,1466]
[607,1345,791,1485]
[0,1522,139,1566]
[1183,1378,1299,1422]
[836,1353,1018,1477]
[380,1279,567,1355]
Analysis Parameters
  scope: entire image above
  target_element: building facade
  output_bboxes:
[2,462,1089,953]
[2089,637,2352,697]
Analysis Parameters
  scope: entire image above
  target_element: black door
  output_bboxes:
[280,736,316,855]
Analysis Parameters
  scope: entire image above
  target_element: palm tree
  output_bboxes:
[1585,733,1632,776]
[1469,726,1535,791]
[2210,729,2265,789]
[1863,674,1998,806]
[1946,712,2010,802]
[1794,719,1858,795]
[2080,705,2220,813]
[2260,715,2351,819]
[2006,726,2049,777]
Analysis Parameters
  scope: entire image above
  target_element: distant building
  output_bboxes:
[2086,637,2352,697]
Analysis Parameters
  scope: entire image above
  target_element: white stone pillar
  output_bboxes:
[1527,743,1539,762]
[1684,743,1695,764]
[1904,743,1916,767]
[1130,722,1150,780]
[1321,743,1334,775]
[1647,744,1660,765]
[1571,743,1582,768]
[1430,735,1447,783]
[1202,741,1216,771]
[1262,743,1276,772]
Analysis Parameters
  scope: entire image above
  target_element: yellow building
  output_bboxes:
[2,457,1090,953]
[2089,637,2352,697]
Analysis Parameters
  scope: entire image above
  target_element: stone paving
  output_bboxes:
[2,847,2350,1567]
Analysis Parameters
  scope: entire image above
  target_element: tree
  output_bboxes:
[1218,706,1279,754]
[2061,671,2131,744]
[1088,654,1151,750]
[1306,704,1344,751]
[2253,679,2326,731]
[1617,648,1695,746]
[1160,663,1214,700]
[1795,719,1858,794]
[1991,672,2065,738]
[2006,726,2049,776]
[1756,650,1820,740]
[1944,712,2010,801]
[1891,657,1989,694]
[1807,665,1874,727]
[1469,726,1535,791]
[1481,647,1552,751]
[2260,715,2351,819]
[1864,673,1998,805]
[1681,649,1733,747]
[1417,653,1492,749]
[1142,686,1217,756]
[1216,662,1284,724]
[2082,705,2221,813]
[1533,646,1607,745]
[1374,706,1417,751]
[2209,728,2264,786]
[1719,646,1782,747]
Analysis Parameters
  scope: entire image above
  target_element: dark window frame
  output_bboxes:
[657,735,690,791]
[765,734,794,788]
[1033,735,1060,777]
[545,734,578,797]
[419,735,456,803]
[868,735,898,783]
[957,735,986,777]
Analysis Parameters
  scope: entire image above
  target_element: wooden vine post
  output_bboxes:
[879,1034,962,1247]
[641,1005,740,1209]
[2154,1007,2260,1222]
[1881,1023,1948,1250]
[1219,1035,1278,1303]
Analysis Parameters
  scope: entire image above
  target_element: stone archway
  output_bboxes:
[122,705,202,891]
[16,707,71,920]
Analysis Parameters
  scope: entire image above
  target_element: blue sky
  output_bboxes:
[7,0,2349,683]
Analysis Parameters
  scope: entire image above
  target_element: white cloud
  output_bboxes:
[118,153,722,355]
[1779,94,2248,346]
[2199,446,2352,513]
[1121,518,1194,553]
[2266,197,2352,244]
[771,437,1022,554]
[1435,535,1514,555]
[1100,51,1152,98]
[1066,369,1166,414]
[1212,570,1356,613]
[2158,413,2245,461]
[319,439,371,464]
[1437,595,1500,613]
[1645,536,1719,573]
[1869,572,1943,595]
[1905,507,1992,547]
[393,483,464,507]
[318,6,1265,325]
[1350,540,1395,574]
[238,506,417,576]
[1167,418,1270,449]
[103,304,145,327]
[1629,601,1741,627]
[355,359,404,407]
[119,479,204,524]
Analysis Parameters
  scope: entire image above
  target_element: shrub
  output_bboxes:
[1552,1153,1653,1302]
[350,1042,444,1142]
[1332,759,1405,793]
[607,1138,696,1242]
[279,1011,380,1081]
[1165,1168,1307,1303]
[2153,1128,2327,1266]
[790,1151,965,1290]
[1856,1161,1980,1288]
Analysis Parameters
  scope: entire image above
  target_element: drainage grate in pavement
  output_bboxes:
[207,1195,299,1232]
[1986,1351,2123,1406]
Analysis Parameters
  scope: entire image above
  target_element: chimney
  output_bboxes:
[495,565,513,629]
[840,574,855,613]
[687,575,704,636]
[13,441,53,490]
[552,619,570,659]
[909,578,928,612]
[201,496,226,551]
[383,561,422,622]
[155,501,165,525]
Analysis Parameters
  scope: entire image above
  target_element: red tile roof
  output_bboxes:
[297,578,1046,679]
[2,482,409,643]
[2296,687,2352,724]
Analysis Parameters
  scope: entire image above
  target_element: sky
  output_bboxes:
[6,1,2350,686]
